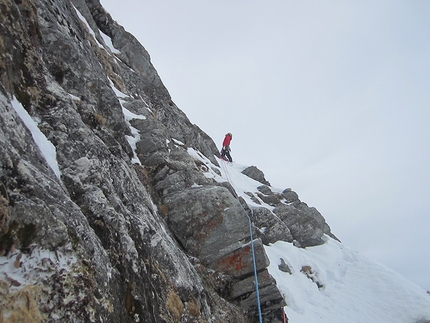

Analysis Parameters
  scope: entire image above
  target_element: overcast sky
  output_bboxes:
[100,0,430,291]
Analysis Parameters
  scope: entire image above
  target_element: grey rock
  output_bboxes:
[230,270,287,322]
[230,269,282,301]
[163,186,249,265]
[282,188,300,203]
[162,185,285,314]
[209,239,270,278]
[244,191,262,205]
[273,203,330,247]
[278,258,293,274]
[242,166,271,186]
[257,192,282,206]
[230,270,286,317]
[257,184,283,206]
[257,185,273,195]
[251,207,294,244]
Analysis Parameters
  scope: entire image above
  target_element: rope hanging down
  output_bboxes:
[220,160,263,323]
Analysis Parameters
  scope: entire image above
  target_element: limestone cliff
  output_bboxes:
[0,0,336,322]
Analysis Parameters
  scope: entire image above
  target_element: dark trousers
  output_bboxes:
[221,148,232,162]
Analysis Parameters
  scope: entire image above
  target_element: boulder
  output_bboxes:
[242,166,271,186]
[278,258,293,274]
[251,207,294,244]
[257,185,273,195]
[256,192,282,206]
[273,203,328,247]
[281,188,300,203]
[163,186,250,265]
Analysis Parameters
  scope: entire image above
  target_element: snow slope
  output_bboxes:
[266,239,430,323]
[187,148,430,323]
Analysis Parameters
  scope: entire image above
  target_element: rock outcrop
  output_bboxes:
[242,166,271,186]
[0,0,336,322]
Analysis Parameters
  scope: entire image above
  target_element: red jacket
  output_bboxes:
[222,133,232,147]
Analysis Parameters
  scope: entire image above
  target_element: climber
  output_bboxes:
[220,133,233,162]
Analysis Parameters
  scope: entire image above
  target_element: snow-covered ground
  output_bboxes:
[266,239,430,323]
[188,147,430,323]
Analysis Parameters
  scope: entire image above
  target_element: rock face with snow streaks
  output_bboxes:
[0,0,336,322]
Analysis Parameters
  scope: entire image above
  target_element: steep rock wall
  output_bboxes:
[0,0,246,321]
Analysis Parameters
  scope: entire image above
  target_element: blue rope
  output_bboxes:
[221,160,263,323]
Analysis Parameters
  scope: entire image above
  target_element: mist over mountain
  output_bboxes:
[0,0,429,322]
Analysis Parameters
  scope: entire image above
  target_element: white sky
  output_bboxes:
[100,0,430,290]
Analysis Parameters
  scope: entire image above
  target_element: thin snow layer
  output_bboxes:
[74,6,120,55]
[0,246,77,290]
[108,80,146,165]
[122,105,145,165]
[265,238,430,323]
[74,6,102,49]
[187,148,280,208]
[100,31,120,54]
[187,148,430,322]
[11,97,61,179]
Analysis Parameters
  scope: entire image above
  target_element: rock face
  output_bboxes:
[0,0,336,322]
